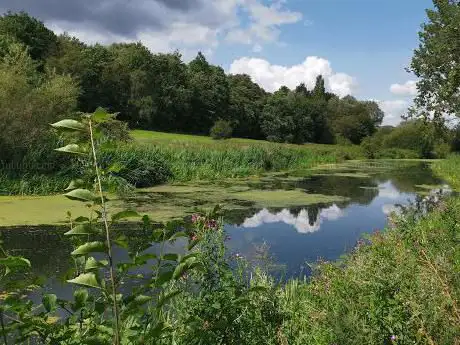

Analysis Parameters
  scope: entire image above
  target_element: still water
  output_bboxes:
[0,161,448,295]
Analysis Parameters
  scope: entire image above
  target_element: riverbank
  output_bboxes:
[272,154,460,343]
[1,131,366,196]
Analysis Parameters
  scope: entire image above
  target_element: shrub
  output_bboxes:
[97,119,132,142]
[433,142,451,158]
[210,120,233,140]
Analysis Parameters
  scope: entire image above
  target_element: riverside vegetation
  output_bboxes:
[0,109,458,345]
[1,10,460,197]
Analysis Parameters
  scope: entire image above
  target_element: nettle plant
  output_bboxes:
[0,108,204,345]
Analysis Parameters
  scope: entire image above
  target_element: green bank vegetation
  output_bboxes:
[0,109,458,345]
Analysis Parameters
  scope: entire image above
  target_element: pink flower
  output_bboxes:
[191,235,197,241]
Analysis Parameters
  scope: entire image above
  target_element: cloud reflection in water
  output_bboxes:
[242,204,344,234]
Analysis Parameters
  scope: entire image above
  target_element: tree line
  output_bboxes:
[0,11,384,145]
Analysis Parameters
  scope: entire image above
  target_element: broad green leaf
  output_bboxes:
[162,253,179,261]
[180,253,200,263]
[74,216,90,223]
[85,257,107,271]
[65,179,85,191]
[154,270,174,287]
[134,253,157,265]
[172,263,188,280]
[168,231,187,241]
[64,224,98,236]
[111,210,140,222]
[55,144,86,155]
[0,256,31,269]
[67,272,101,289]
[92,107,114,123]
[50,119,85,131]
[43,294,57,313]
[114,235,128,249]
[73,289,88,311]
[71,242,106,256]
[158,290,181,308]
[64,189,96,202]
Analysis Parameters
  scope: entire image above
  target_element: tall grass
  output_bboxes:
[432,154,460,190]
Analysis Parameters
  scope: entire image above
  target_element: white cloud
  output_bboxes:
[377,99,409,126]
[229,56,357,96]
[34,0,303,56]
[390,80,418,96]
[242,205,344,234]
[378,182,401,200]
[225,0,302,51]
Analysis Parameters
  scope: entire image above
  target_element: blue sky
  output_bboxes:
[0,0,435,125]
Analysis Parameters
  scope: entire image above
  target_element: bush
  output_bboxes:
[433,142,451,158]
[97,119,132,143]
[210,120,233,140]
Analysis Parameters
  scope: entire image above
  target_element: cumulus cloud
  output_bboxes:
[390,80,418,96]
[242,205,344,234]
[377,99,409,126]
[225,0,302,51]
[229,56,357,96]
[0,0,302,55]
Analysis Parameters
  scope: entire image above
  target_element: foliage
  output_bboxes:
[328,96,383,144]
[210,120,233,140]
[0,35,78,175]
[0,11,57,62]
[0,108,205,344]
[278,194,460,344]
[361,120,454,159]
[409,0,460,121]
[432,154,460,190]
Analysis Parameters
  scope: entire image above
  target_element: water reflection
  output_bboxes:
[0,162,448,281]
[242,204,344,234]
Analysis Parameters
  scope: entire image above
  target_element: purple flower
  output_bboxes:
[390,335,397,341]
[191,214,199,223]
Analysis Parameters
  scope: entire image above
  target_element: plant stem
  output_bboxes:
[88,119,120,345]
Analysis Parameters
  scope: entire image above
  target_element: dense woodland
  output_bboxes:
[0,11,387,144]
[0,10,459,183]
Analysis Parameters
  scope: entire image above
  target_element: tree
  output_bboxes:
[312,75,326,99]
[228,74,266,139]
[327,96,381,144]
[410,0,460,120]
[0,38,78,170]
[0,11,57,62]
[187,52,230,134]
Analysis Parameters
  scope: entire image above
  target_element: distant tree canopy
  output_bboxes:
[410,0,460,120]
[0,11,385,145]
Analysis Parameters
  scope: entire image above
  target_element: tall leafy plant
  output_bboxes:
[0,108,203,344]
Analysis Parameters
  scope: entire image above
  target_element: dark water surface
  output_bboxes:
[0,161,448,297]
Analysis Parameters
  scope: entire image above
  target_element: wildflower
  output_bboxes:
[205,219,218,230]
[191,235,197,241]
[235,253,242,259]
[390,335,397,341]
[191,214,199,223]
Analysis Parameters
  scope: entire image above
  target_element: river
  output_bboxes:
[0,160,449,298]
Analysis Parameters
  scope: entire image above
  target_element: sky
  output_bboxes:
[0,0,434,126]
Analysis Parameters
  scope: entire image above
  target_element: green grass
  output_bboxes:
[431,154,460,190]
[128,130,365,182]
